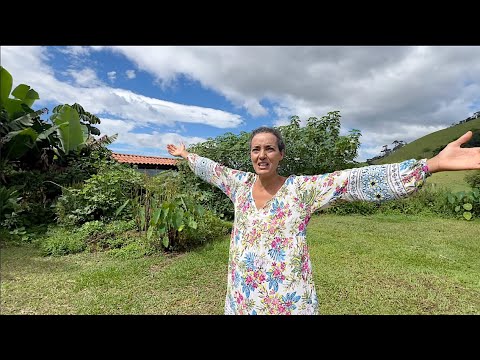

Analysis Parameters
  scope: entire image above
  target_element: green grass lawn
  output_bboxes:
[1,214,479,314]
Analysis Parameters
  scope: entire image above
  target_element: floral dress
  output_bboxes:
[187,154,431,315]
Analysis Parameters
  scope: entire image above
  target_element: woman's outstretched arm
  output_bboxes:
[295,131,480,213]
[167,142,250,202]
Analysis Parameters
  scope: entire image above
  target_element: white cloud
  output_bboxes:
[58,46,92,57]
[273,118,290,127]
[125,69,136,79]
[65,68,103,87]
[107,71,117,82]
[106,45,480,136]
[0,46,55,91]
[89,88,243,128]
[1,46,244,131]
[98,118,207,156]
[96,118,136,136]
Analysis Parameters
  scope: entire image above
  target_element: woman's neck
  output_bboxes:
[256,173,285,189]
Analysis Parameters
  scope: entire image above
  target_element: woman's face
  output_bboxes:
[250,132,284,176]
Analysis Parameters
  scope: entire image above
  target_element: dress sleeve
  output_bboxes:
[295,159,432,213]
[186,153,250,202]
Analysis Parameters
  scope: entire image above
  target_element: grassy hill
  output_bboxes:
[372,118,480,191]
[374,118,480,164]
[427,170,473,192]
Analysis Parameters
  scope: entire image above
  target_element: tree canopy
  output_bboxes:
[186,111,362,177]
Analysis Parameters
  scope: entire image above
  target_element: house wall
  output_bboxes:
[134,168,174,176]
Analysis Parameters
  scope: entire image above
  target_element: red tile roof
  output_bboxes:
[112,153,178,166]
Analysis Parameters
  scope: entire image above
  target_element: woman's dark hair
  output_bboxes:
[249,126,286,153]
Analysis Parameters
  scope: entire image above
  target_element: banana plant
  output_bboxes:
[1,66,39,119]
[53,103,101,136]
[1,66,114,170]
[50,104,88,156]
[0,67,58,167]
[0,108,53,160]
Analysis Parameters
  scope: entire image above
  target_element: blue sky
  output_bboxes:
[2,46,480,161]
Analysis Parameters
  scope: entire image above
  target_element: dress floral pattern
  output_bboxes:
[187,154,431,315]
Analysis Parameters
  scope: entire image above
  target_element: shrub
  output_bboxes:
[77,220,137,251]
[77,220,105,238]
[3,148,116,227]
[178,209,232,250]
[324,200,379,216]
[323,186,452,218]
[378,187,451,217]
[447,188,480,220]
[465,170,480,189]
[55,166,144,225]
[0,227,17,244]
[40,228,86,256]
[153,166,235,220]
[107,241,152,260]
[0,185,22,226]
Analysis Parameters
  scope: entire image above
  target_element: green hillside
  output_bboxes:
[374,118,480,165]
[371,118,480,191]
[427,170,472,192]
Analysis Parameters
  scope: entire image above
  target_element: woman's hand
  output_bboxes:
[427,131,480,173]
[167,142,189,159]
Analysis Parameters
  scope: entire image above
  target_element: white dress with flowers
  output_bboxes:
[187,153,431,315]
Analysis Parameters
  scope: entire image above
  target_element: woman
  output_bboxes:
[167,127,480,315]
